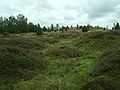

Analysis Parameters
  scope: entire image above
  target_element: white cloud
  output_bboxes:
[0,0,120,28]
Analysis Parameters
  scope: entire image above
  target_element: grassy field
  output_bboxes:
[0,30,120,90]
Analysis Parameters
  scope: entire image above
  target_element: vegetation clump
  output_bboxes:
[36,24,43,35]
[0,36,48,86]
[91,49,120,76]
[3,32,10,36]
[81,26,89,32]
[0,46,47,82]
[48,48,83,58]
[76,30,120,50]
[81,76,114,90]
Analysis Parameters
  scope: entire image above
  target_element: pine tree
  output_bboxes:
[76,24,79,29]
[82,26,89,32]
[51,24,54,31]
[56,24,59,31]
[115,23,120,30]
[36,24,43,35]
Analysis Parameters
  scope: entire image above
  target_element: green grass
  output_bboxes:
[0,30,120,90]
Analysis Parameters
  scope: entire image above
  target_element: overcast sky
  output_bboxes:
[0,0,120,28]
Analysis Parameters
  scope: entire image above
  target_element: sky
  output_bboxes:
[0,0,120,28]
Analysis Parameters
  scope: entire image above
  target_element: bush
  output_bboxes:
[36,29,43,35]
[90,49,120,77]
[1,37,48,50]
[0,46,47,84]
[3,32,10,36]
[48,48,83,58]
[5,46,25,55]
[76,30,120,50]
[81,76,114,90]
[82,26,89,32]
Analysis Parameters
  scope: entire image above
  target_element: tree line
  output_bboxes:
[0,14,71,35]
[0,14,119,35]
[0,14,43,35]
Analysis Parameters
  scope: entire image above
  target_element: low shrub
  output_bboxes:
[81,26,89,32]
[90,49,120,76]
[36,30,43,35]
[81,76,114,90]
[76,31,120,50]
[48,48,83,58]
[0,46,47,84]
[3,32,10,36]
[0,37,48,50]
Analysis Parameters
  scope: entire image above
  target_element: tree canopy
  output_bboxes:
[0,14,42,34]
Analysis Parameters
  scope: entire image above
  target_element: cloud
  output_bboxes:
[80,0,120,19]
[0,0,120,28]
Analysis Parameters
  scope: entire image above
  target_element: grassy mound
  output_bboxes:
[46,31,81,39]
[86,49,120,90]
[91,49,120,76]
[76,30,120,50]
[0,30,120,90]
[0,46,47,78]
[0,36,49,50]
[0,34,48,89]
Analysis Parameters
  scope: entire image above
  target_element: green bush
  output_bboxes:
[76,31,120,50]
[36,30,43,35]
[91,49,120,77]
[0,46,47,85]
[1,37,48,50]
[3,32,10,36]
[48,48,83,58]
[81,76,114,90]
[82,26,89,32]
